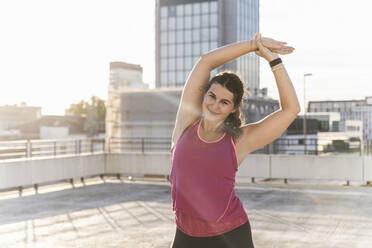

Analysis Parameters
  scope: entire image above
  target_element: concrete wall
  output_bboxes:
[1,153,372,190]
[0,154,104,189]
[106,152,171,175]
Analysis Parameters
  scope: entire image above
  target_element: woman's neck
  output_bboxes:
[201,118,224,134]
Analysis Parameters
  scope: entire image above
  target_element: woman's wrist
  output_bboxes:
[267,54,280,62]
[251,39,258,52]
[271,63,284,72]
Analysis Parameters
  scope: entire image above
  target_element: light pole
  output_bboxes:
[303,73,312,155]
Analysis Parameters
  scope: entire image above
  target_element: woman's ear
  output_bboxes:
[232,105,239,114]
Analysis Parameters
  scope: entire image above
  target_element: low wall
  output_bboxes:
[270,155,364,181]
[106,152,171,175]
[1,153,371,190]
[0,153,105,190]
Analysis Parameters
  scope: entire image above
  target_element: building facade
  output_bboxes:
[155,0,259,93]
[0,105,41,131]
[282,112,364,155]
[308,96,372,141]
[109,62,149,91]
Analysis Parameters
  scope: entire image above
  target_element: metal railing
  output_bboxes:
[108,137,368,156]
[0,138,105,160]
[0,136,370,161]
[109,137,171,153]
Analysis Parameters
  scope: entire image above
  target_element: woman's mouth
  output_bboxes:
[208,109,219,115]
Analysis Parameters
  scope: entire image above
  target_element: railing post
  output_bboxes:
[54,141,57,157]
[141,138,145,153]
[78,140,81,154]
[360,140,362,156]
[90,139,93,154]
[26,140,32,159]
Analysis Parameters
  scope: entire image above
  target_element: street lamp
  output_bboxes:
[303,73,312,155]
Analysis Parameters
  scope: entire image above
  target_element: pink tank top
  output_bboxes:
[170,118,248,237]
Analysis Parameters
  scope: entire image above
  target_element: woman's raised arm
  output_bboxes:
[234,34,300,161]
[171,34,293,149]
[201,35,292,70]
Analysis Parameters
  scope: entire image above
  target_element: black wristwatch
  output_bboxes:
[269,58,282,68]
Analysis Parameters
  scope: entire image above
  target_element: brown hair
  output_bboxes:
[202,70,249,142]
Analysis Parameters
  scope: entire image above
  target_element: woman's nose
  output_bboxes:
[212,101,220,110]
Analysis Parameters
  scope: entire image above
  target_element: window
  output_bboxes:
[201,2,209,13]
[169,58,175,70]
[176,16,184,29]
[210,13,218,26]
[161,59,167,71]
[176,5,184,16]
[185,43,192,56]
[201,42,209,54]
[193,29,200,41]
[201,28,209,41]
[185,57,192,70]
[160,18,167,31]
[185,16,192,29]
[185,4,192,15]
[161,32,167,44]
[193,43,200,56]
[176,30,183,43]
[202,15,209,27]
[193,15,201,28]
[169,71,176,83]
[169,45,175,57]
[177,71,184,83]
[210,1,218,13]
[176,44,184,56]
[169,5,176,17]
[210,28,218,41]
[161,7,167,17]
[168,17,176,30]
[168,31,175,43]
[210,41,218,49]
[185,30,192,43]
[177,58,184,70]
[193,3,201,15]
[161,45,167,57]
[161,72,167,84]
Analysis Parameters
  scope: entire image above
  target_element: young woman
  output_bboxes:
[169,33,300,248]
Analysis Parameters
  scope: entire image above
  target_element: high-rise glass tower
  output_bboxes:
[155,0,259,94]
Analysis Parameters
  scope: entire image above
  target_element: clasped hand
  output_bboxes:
[253,33,294,62]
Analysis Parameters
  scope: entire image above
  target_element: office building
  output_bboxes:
[308,96,372,141]
[155,0,259,93]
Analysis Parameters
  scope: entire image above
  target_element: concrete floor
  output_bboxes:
[1,177,372,248]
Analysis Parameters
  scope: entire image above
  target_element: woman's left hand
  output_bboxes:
[254,33,295,55]
[254,33,280,62]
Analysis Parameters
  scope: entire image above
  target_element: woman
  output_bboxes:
[169,33,300,248]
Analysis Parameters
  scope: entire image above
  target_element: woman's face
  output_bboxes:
[202,83,236,122]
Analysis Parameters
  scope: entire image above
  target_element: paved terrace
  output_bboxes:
[1,177,372,248]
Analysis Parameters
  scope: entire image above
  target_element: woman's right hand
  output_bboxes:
[254,33,294,55]
[254,33,280,62]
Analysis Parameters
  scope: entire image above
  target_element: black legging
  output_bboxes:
[172,220,255,248]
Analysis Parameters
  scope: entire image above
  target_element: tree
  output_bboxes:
[66,96,106,121]
[66,100,89,117]
[66,96,106,137]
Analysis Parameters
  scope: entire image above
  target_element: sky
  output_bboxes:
[0,0,371,115]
